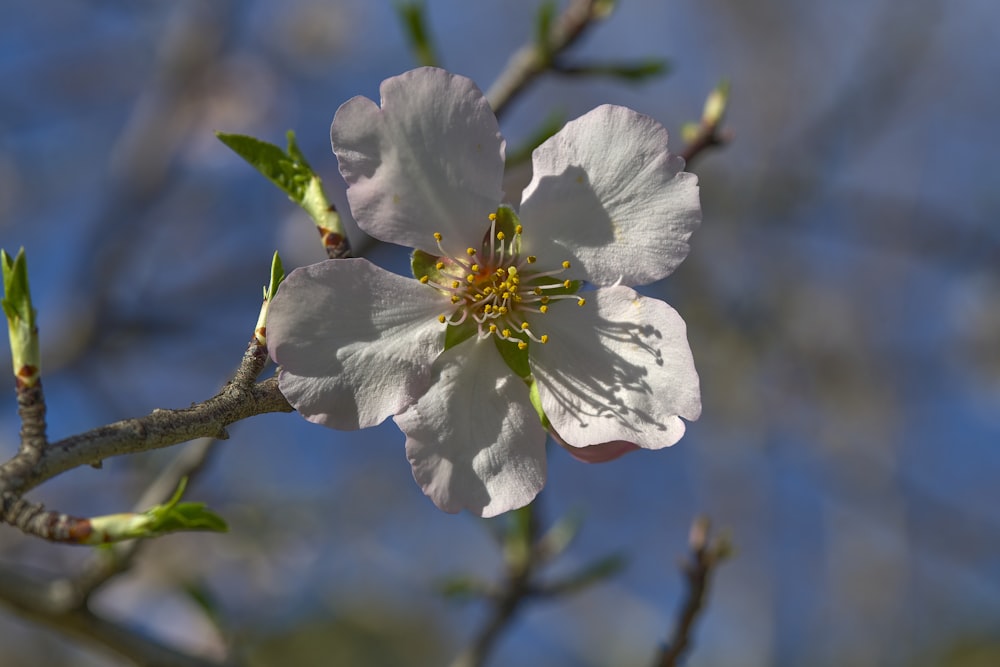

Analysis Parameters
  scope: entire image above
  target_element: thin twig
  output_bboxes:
[0,567,236,667]
[0,340,291,500]
[656,516,730,667]
[486,0,606,117]
[680,123,732,169]
[449,504,542,667]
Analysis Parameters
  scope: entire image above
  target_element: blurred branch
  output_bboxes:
[449,503,541,667]
[680,81,732,168]
[486,0,610,117]
[655,516,731,667]
[396,1,440,67]
[0,567,235,667]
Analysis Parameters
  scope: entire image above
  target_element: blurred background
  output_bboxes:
[1,0,998,665]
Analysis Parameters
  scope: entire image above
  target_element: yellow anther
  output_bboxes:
[496,231,505,241]
[438,314,446,323]
[540,296,550,304]
[526,256,537,264]
[563,279,572,288]
[521,322,530,330]
[540,334,549,344]
[420,275,429,284]
[466,247,476,256]
[451,295,461,303]
[467,274,476,283]
[514,225,523,234]
[489,324,498,333]
[434,232,442,241]
[577,297,586,306]
[540,305,548,313]
[502,328,512,337]
[533,287,543,296]
[562,260,571,269]
[508,265,518,276]
[517,341,528,350]
[498,306,508,314]
[435,261,445,270]
[489,212,497,221]
[502,291,510,300]
[451,280,460,289]
[471,264,479,272]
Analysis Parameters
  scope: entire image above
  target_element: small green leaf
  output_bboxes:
[217,131,343,238]
[557,58,670,83]
[536,510,583,559]
[545,553,628,596]
[506,111,565,166]
[396,1,439,67]
[438,576,491,601]
[535,1,557,63]
[1,248,39,380]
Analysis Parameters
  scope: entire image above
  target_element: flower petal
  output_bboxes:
[331,67,505,257]
[268,258,447,429]
[529,286,700,451]
[552,434,640,463]
[396,339,547,517]
[518,105,700,286]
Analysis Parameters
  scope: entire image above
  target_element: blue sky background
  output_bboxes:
[1,1,998,665]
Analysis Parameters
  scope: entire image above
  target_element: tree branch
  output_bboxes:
[655,516,731,667]
[0,567,235,667]
[486,0,607,117]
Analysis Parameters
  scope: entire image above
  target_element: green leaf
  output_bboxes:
[536,510,583,559]
[411,249,443,282]
[535,1,557,64]
[216,131,342,237]
[1,248,39,378]
[506,111,565,167]
[437,575,491,601]
[266,251,285,302]
[557,58,670,83]
[396,1,439,67]
[544,553,628,596]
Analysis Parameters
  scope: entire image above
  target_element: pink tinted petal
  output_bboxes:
[268,258,447,429]
[530,286,700,450]
[551,431,641,463]
[331,68,505,257]
[395,339,547,517]
[519,105,700,286]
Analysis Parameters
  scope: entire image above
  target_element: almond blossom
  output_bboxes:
[267,67,702,517]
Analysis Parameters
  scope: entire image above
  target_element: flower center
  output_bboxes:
[420,209,585,350]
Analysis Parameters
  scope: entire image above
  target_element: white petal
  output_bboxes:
[519,105,700,286]
[395,339,547,517]
[529,286,701,450]
[267,259,448,429]
[331,67,505,257]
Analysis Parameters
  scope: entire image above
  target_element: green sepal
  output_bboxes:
[444,317,476,350]
[216,131,341,236]
[484,205,522,257]
[494,335,530,380]
[527,379,551,429]
[411,248,445,282]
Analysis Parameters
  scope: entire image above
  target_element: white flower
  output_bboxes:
[267,67,702,517]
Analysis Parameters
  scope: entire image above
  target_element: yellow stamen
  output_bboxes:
[438,314,446,323]
[517,341,527,350]
[577,297,586,306]
[562,260,571,269]
[420,275,429,284]
[540,335,549,344]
